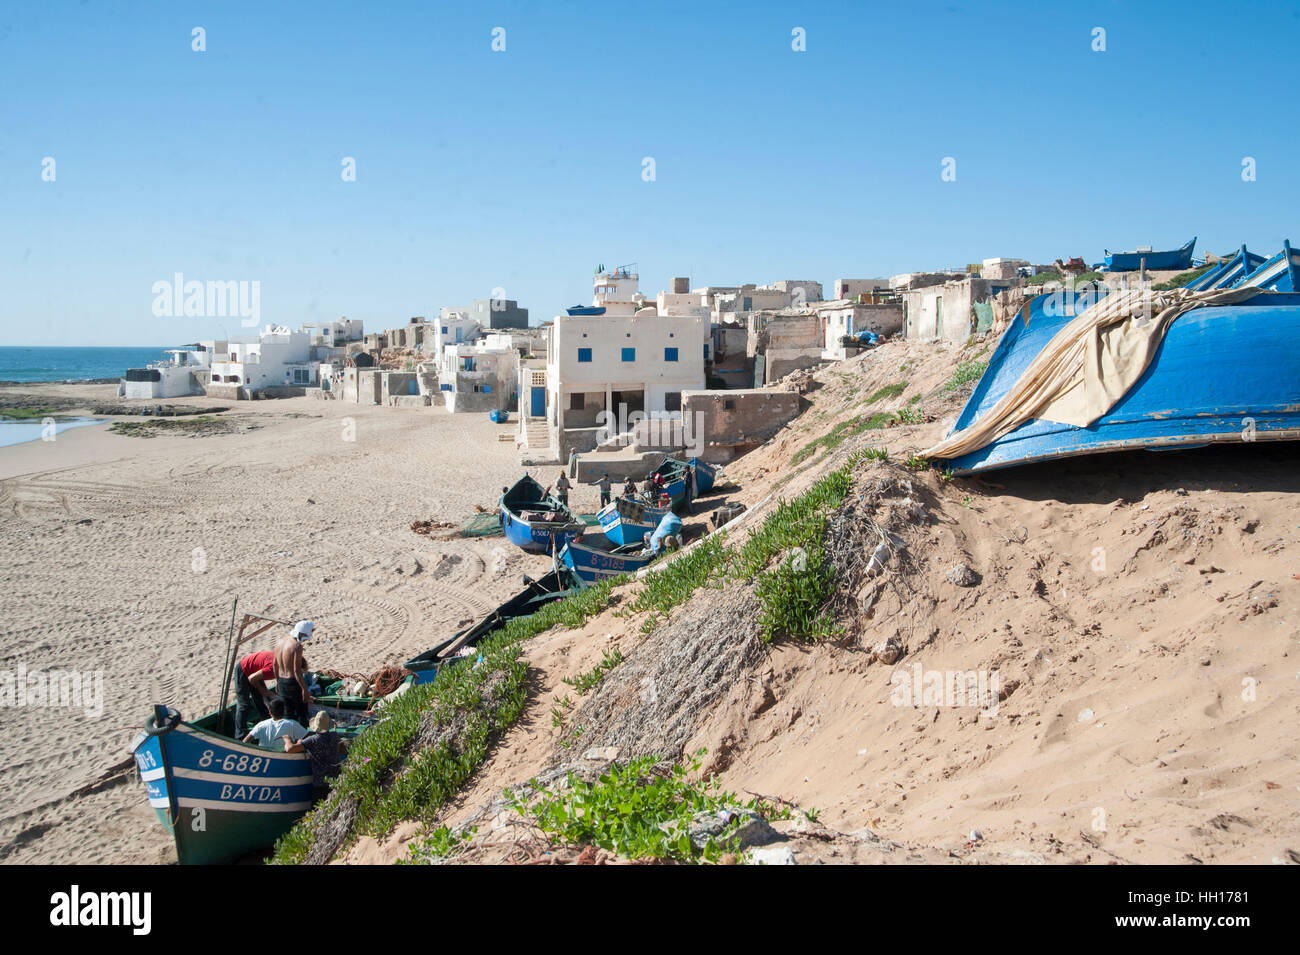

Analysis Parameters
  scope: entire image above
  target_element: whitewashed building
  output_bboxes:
[208,325,317,398]
[437,340,515,413]
[429,309,482,356]
[813,300,905,359]
[541,266,706,461]
[120,343,226,399]
[301,318,364,349]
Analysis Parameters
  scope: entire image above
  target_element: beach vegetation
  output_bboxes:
[1152,263,1217,290]
[0,406,60,420]
[865,381,907,405]
[943,359,987,393]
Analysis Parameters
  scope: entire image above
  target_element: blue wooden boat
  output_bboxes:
[1104,237,1196,272]
[135,565,587,864]
[566,305,607,316]
[597,496,670,546]
[132,695,376,865]
[1238,240,1300,292]
[1184,241,1298,293]
[1185,245,1267,292]
[932,287,1300,474]
[648,456,719,508]
[499,474,586,553]
[560,537,652,585]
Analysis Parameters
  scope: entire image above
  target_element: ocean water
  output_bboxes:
[0,417,105,449]
[0,346,170,382]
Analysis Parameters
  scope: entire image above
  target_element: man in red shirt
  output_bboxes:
[235,649,276,739]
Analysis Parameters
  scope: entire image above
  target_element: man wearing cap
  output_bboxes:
[274,620,314,726]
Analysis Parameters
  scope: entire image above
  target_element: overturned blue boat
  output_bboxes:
[499,474,586,553]
[1104,237,1196,272]
[927,263,1300,474]
[1187,240,1300,293]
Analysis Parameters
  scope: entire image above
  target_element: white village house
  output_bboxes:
[119,342,227,399]
[207,325,318,399]
[538,265,706,462]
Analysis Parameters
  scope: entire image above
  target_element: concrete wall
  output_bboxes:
[465,299,529,330]
[356,369,383,405]
[747,312,823,383]
[381,371,418,403]
[834,278,889,299]
[681,389,803,463]
[818,303,904,359]
[900,278,1018,343]
[443,349,514,413]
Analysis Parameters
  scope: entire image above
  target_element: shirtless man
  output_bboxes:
[275,620,314,726]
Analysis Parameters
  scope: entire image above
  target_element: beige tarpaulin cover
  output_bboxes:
[923,285,1260,461]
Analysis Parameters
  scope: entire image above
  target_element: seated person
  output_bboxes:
[242,697,307,750]
[284,710,349,798]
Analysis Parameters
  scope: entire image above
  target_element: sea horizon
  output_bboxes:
[0,345,177,383]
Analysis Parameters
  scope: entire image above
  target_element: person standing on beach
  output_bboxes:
[622,476,637,500]
[275,620,314,726]
[234,648,276,738]
[593,473,612,507]
[555,471,571,507]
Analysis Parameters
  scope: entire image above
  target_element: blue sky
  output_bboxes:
[2,0,1297,345]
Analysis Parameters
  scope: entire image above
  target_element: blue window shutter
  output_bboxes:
[483,384,491,394]
[440,383,452,391]
[664,347,678,362]
[622,347,635,362]
[578,348,592,363]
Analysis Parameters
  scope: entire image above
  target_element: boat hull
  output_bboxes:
[499,474,585,553]
[404,567,581,670]
[560,539,651,584]
[500,508,583,553]
[937,291,1300,474]
[597,499,669,545]
[1104,237,1196,272]
[133,713,317,865]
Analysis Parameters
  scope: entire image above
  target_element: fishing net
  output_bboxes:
[460,513,504,538]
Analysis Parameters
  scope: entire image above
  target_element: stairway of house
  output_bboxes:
[518,417,560,465]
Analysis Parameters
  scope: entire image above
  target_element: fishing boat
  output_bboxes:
[1185,246,1267,292]
[928,284,1300,474]
[1189,241,1300,293]
[648,456,720,508]
[499,473,586,553]
[131,610,382,865]
[132,696,374,866]
[597,496,671,546]
[1103,237,1196,272]
[565,305,607,316]
[560,537,653,585]
[403,566,583,674]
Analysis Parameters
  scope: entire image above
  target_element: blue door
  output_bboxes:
[530,386,546,417]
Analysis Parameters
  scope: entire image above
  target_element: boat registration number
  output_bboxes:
[198,750,273,774]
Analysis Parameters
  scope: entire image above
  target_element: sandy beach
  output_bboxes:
[3,341,1298,867]
[0,385,580,864]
